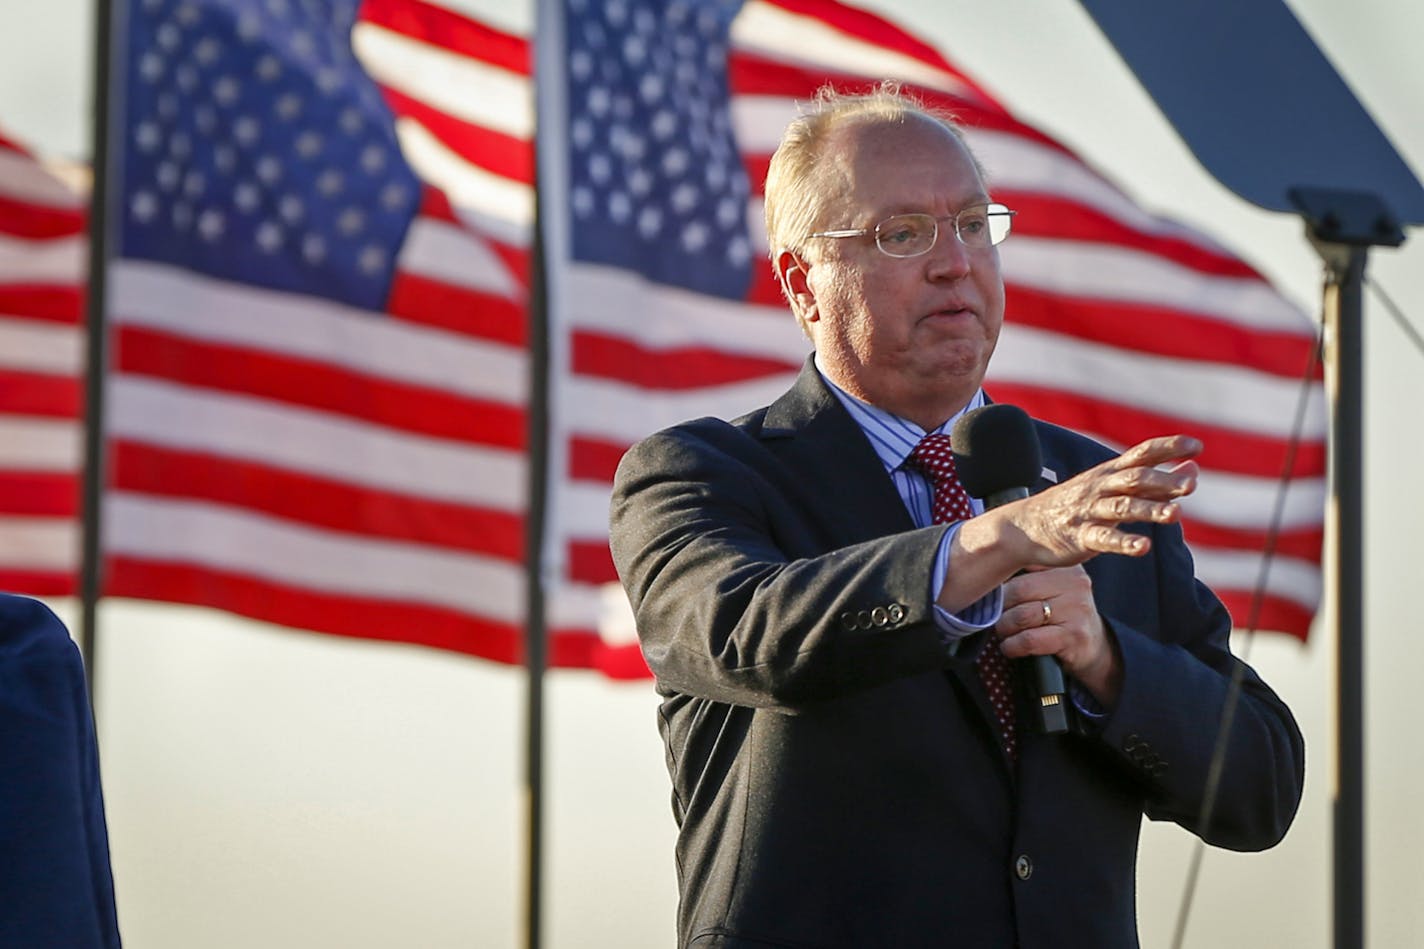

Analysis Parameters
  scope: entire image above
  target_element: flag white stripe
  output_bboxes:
[1192,548,1321,611]
[990,324,1327,438]
[112,262,527,405]
[0,417,81,469]
[1189,472,1326,531]
[1001,237,1312,333]
[732,2,978,99]
[398,215,521,298]
[0,149,85,208]
[562,332,1324,447]
[0,233,85,283]
[351,21,534,138]
[567,265,807,357]
[110,376,527,510]
[964,129,1232,252]
[106,493,524,619]
[0,517,77,569]
[0,317,83,374]
[394,118,533,239]
[562,373,799,445]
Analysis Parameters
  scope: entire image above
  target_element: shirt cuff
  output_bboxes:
[929,522,1004,652]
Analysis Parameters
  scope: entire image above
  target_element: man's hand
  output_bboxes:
[990,434,1202,565]
[938,434,1202,621]
[995,566,1120,706]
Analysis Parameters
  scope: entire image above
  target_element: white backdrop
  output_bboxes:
[6,1,1424,945]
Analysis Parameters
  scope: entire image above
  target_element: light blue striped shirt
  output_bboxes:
[815,357,1004,645]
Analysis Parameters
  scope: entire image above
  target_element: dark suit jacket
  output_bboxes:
[0,594,122,949]
[609,361,1304,949]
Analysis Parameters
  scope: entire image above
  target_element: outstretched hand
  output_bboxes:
[938,434,1202,625]
[1003,434,1202,566]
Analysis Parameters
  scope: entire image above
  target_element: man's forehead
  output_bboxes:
[822,116,985,209]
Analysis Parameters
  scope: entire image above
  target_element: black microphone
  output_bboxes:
[951,404,1070,735]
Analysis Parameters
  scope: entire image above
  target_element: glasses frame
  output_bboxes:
[807,203,1016,258]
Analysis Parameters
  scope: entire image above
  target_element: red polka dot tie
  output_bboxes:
[909,434,1018,761]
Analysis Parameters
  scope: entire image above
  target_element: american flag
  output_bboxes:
[2,0,1321,671]
[0,132,86,596]
[543,0,1324,677]
[105,0,532,658]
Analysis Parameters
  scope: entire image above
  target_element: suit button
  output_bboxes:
[839,612,856,631]
[857,611,873,630]
[887,603,905,623]
[1014,854,1033,881]
[871,607,889,627]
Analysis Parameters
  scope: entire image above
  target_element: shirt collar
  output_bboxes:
[813,353,986,474]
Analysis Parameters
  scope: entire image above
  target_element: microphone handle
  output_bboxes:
[980,486,1071,735]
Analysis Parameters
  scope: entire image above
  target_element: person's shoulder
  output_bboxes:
[0,594,76,662]
[1031,417,1120,470]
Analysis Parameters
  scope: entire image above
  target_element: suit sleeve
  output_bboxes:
[0,595,123,949]
[609,422,955,709]
[1094,519,1305,852]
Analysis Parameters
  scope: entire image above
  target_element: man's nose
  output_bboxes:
[925,225,973,280]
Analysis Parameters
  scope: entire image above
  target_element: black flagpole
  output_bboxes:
[1291,186,1405,949]
[522,177,551,949]
[79,0,122,702]
[523,1,567,945]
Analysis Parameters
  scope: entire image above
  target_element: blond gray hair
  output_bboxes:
[763,81,973,267]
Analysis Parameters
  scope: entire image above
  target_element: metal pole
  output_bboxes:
[1323,243,1367,949]
[79,0,120,702]
[522,213,550,949]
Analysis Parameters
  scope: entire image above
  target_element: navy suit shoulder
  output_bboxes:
[0,594,122,949]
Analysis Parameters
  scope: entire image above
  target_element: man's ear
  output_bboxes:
[775,249,818,323]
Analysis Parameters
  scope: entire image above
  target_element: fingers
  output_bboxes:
[1067,435,1202,557]
[1114,434,1203,469]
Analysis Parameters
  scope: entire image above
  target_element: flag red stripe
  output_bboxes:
[116,326,526,449]
[357,0,530,74]
[111,440,525,560]
[1005,286,1322,381]
[0,570,75,596]
[569,437,630,483]
[728,52,1063,152]
[1216,591,1312,642]
[414,191,532,289]
[106,557,526,660]
[548,629,649,679]
[738,0,995,104]
[0,285,84,323]
[986,382,1326,478]
[0,472,80,516]
[386,270,528,346]
[0,368,83,417]
[567,538,616,586]
[745,261,787,307]
[1001,192,1259,280]
[571,330,800,389]
[0,193,85,239]
[1182,521,1323,563]
[377,84,534,185]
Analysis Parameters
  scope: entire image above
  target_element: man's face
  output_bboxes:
[791,114,1006,428]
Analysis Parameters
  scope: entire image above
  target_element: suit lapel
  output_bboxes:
[758,359,916,545]
[764,362,1018,777]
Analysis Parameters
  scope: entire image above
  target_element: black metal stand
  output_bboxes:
[1290,187,1405,949]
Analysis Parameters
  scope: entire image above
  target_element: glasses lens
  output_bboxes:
[874,214,937,258]
[985,204,1012,245]
[953,204,1014,248]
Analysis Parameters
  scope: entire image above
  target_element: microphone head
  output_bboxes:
[951,404,1043,498]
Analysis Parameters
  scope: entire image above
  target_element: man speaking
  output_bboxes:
[609,84,1303,948]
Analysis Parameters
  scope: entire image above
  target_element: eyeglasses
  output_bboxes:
[807,204,1016,258]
